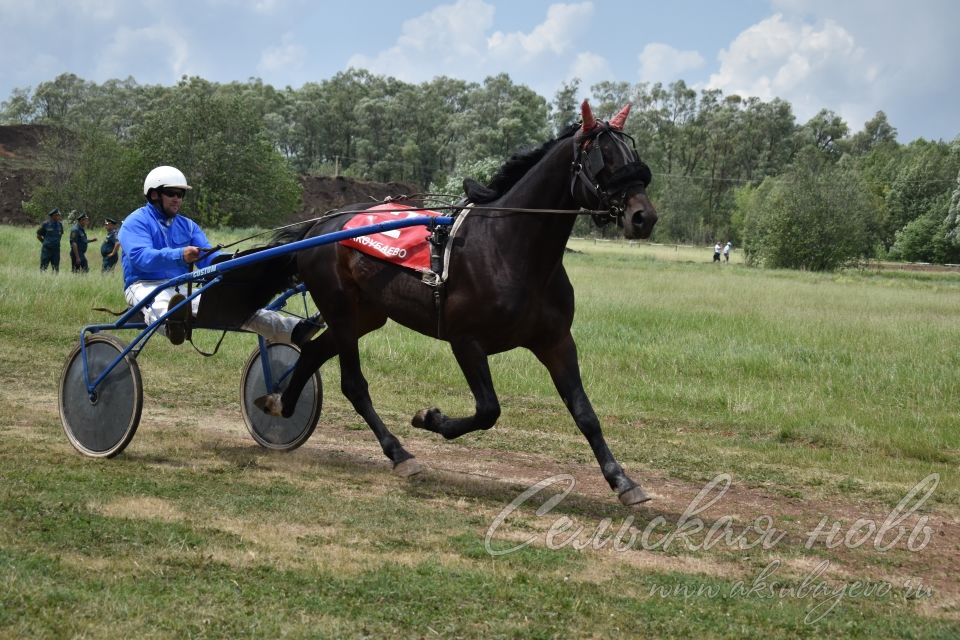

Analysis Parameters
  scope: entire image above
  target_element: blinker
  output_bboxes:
[585,144,604,176]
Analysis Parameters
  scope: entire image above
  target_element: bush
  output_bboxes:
[738,149,878,271]
[889,193,960,264]
[24,129,143,224]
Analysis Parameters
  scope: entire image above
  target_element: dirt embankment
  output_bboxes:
[0,124,47,224]
[0,124,419,225]
[296,175,420,221]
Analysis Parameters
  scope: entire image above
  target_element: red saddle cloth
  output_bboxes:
[339,203,443,272]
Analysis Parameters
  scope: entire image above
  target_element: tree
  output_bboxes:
[449,74,549,167]
[430,156,501,199]
[892,161,960,264]
[887,197,954,263]
[945,167,960,253]
[800,109,849,156]
[24,129,143,224]
[884,140,959,245]
[849,111,898,155]
[657,175,709,243]
[738,148,877,270]
[32,73,91,123]
[550,78,580,135]
[0,88,36,124]
[589,80,633,120]
[132,77,300,227]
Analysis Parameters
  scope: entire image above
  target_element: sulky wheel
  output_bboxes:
[59,334,143,458]
[240,342,321,451]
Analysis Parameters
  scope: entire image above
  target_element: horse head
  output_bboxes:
[573,100,657,239]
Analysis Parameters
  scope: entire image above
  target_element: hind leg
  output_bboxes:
[257,327,338,416]
[278,306,421,475]
[412,338,502,439]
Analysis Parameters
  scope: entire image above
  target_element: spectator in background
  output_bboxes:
[101,218,121,272]
[69,211,96,273]
[36,208,64,272]
[723,241,732,263]
[713,241,722,263]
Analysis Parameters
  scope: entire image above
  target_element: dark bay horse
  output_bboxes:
[259,100,657,506]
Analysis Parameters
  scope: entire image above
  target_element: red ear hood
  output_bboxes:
[610,103,632,130]
[580,99,598,134]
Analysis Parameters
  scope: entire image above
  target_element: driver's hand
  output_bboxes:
[182,246,201,263]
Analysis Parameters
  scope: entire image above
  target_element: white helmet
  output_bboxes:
[143,165,192,196]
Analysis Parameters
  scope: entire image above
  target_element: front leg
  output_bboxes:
[533,332,650,506]
[412,339,501,439]
[267,301,420,476]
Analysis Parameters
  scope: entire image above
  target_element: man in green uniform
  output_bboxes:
[100,218,121,272]
[36,208,64,272]
[69,211,96,273]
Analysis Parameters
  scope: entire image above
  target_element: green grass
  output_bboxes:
[1,225,958,638]
[567,241,959,493]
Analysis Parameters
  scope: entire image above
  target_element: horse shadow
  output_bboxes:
[199,440,695,527]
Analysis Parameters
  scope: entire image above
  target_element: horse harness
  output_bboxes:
[418,128,652,339]
[570,125,653,227]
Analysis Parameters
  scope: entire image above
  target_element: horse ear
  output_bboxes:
[580,99,596,133]
[610,103,632,130]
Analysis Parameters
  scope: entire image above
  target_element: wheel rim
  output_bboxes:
[240,343,320,450]
[59,335,142,457]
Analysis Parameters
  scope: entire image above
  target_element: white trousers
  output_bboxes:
[124,281,300,343]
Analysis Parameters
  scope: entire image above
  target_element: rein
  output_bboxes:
[200,201,616,259]
[201,127,650,257]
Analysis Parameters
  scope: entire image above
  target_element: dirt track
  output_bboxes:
[131,400,960,618]
[9,374,957,621]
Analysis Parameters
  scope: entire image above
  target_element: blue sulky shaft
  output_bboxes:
[79,216,454,396]
[166,215,455,288]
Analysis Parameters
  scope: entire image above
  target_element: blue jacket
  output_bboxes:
[119,202,220,288]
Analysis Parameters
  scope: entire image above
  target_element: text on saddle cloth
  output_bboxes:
[339,203,445,273]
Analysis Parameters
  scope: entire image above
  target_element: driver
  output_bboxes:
[119,165,323,346]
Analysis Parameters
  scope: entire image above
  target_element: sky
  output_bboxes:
[1,0,957,143]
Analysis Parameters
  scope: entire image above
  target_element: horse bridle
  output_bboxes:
[570,125,652,225]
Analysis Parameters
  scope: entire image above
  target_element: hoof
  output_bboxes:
[393,458,424,477]
[254,393,283,417]
[618,486,652,506]
[411,408,440,430]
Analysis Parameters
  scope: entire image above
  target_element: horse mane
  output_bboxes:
[464,123,580,204]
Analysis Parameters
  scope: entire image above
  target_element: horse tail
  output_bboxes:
[194,224,317,329]
[269,219,317,246]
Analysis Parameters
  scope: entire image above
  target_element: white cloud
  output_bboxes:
[347,0,595,88]
[258,33,306,75]
[253,0,284,12]
[706,14,878,124]
[487,2,593,62]
[637,43,705,84]
[72,0,123,21]
[203,0,293,14]
[769,0,959,134]
[97,26,191,84]
[0,0,55,23]
[566,51,612,87]
[347,0,494,81]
